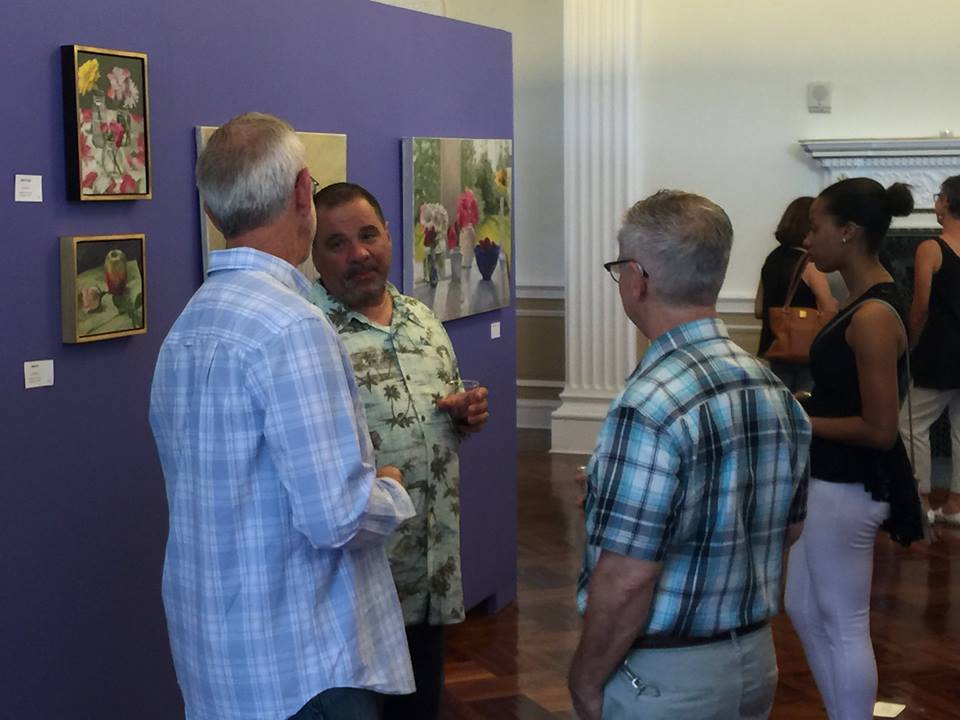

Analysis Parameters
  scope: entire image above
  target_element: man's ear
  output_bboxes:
[293,167,313,215]
[203,202,225,234]
[625,262,647,301]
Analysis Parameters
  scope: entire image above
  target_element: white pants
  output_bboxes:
[784,480,890,720]
[898,385,960,494]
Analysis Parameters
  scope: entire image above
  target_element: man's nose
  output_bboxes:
[347,238,371,260]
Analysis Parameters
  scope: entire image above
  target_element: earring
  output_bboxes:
[840,236,847,244]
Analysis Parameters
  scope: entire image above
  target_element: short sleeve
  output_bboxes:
[586,405,682,562]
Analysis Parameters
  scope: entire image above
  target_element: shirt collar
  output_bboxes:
[635,316,730,377]
[311,281,423,332]
[208,247,312,298]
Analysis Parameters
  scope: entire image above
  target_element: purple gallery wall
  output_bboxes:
[0,0,517,716]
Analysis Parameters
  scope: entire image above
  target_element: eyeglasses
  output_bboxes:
[310,175,321,195]
[603,259,649,283]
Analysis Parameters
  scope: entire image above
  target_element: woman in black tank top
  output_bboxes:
[783,178,923,720]
[899,175,960,523]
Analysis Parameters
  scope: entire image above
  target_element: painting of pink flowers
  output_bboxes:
[60,234,147,343]
[402,137,513,321]
[62,45,150,201]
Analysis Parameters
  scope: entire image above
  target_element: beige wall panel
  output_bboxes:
[517,314,565,382]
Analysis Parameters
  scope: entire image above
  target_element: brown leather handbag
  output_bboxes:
[764,253,835,364]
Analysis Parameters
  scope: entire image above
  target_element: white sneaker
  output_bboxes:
[931,507,960,527]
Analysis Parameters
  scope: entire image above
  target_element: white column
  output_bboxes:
[551,0,642,454]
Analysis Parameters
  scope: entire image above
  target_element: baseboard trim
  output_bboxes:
[518,398,562,429]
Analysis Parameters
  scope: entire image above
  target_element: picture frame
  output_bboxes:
[195,126,346,280]
[402,136,513,321]
[60,234,147,343]
[61,45,151,201]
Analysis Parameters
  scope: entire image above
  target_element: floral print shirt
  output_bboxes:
[310,282,465,626]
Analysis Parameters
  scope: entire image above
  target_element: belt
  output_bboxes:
[631,620,768,650]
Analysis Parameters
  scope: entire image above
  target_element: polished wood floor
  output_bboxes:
[441,430,960,719]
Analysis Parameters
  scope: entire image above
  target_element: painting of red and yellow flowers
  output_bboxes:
[60,234,147,343]
[62,46,151,201]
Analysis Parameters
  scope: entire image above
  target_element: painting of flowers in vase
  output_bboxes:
[60,234,147,343]
[62,46,150,200]
[402,137,512,321]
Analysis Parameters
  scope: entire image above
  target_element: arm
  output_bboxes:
[257,317,414,550]
[437,386,489,433]
[570,406,679,719]
[568,552,662,720]
[801,263,840,315]
[809,302,905,449]
[908,239,942,346]
[434,320,490,434]
[754,279,765,320]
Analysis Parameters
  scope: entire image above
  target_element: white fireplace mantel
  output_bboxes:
[800,137,960,226]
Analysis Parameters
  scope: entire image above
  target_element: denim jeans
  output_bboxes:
[287,687,380,720]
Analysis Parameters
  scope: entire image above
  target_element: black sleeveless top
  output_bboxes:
[805,282,923,546]
[758,245,818,356]
[912,237,960,389]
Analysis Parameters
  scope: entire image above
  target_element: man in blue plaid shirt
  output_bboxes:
[568,191,811,720]
[150,114,415,720]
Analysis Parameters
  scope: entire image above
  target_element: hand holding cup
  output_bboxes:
[437,379,489,433]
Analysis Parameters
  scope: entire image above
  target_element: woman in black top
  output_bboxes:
[784,178,923,720]
[900,175,960,523]
[754,196,838,391]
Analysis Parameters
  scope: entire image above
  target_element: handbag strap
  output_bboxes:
[781,252,811,310]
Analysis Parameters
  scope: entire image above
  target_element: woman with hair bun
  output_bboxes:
[755,196,839,391]
[900,175,960,524]
[784,178,924,720]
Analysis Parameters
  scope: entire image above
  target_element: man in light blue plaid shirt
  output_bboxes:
[568,191,811,720]
[149,113,415,720]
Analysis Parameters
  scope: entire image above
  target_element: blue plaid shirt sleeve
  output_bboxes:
[587,405,682,562]
[253,315,414,549]
[787,455,810,525]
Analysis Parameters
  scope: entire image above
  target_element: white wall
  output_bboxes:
[374,0,566,295]
[639,0,960,307]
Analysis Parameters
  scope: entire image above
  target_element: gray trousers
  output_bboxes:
[601,625,777,719]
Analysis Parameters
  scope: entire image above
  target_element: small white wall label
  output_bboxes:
[24,360,54,389]
[15,174,43,202]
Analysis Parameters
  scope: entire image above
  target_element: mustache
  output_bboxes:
[345,260,381,280]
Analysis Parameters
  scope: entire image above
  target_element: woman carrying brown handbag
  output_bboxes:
[755,196,839,391]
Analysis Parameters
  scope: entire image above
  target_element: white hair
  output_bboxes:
[618,190,732,306]
[196,112,306,238]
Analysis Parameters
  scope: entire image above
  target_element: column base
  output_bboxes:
[550,391,617,454]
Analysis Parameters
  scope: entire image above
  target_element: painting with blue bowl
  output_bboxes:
[402,136,512,321]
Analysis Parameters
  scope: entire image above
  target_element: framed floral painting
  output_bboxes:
[402,137,513,321]
[61,45,151,200]
[60,234,147,343]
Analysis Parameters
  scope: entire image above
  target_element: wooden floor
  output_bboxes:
[441,430,960,719]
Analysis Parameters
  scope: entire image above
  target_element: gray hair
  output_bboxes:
[196,112,307,239]
[618,190,732,306]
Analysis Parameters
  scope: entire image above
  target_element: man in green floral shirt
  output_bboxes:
[309,183,489,720]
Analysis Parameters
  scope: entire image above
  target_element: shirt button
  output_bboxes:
[406,375,411,380]
[421,415,426,421]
